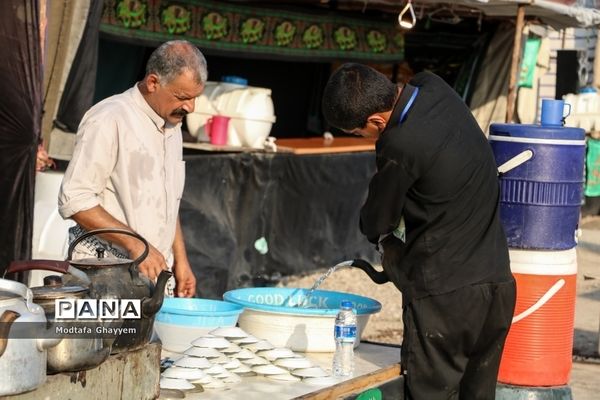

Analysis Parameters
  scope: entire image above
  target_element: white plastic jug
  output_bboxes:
[187,80,276,148]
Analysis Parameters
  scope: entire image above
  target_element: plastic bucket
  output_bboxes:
[490,123,586,250]
[498,248,577,386]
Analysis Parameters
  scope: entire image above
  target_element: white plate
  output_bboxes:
[303,376,341,386]
[257,348,296,361]
[184,346,222,358]
[221,373,242,384]
[274,357,313,369]
[232,335,260,344]
[251,364,289,375]
[209,326,248,338]
[162,366,207,380]
[205,364,228,375]
[231,349,255,359]
[266,373,301,382]
[221,343,242,354]
[244,340,275,352]
[159,377,195,390]
[210,355,232,364]
[242,356,270,366]
[173,356,212,369]
[231,364,253,374]
[191,335,231,349]
[223,358,242,370]
[291,367,329,378]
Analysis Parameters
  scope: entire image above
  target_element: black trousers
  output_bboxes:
[401,279,516,400]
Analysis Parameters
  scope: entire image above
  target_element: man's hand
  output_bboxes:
[173,260,196,297]
[133,243,168,281]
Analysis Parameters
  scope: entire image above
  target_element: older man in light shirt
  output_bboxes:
[59,40,206,298]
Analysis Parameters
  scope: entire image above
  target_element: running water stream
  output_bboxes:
[289,260,354,307]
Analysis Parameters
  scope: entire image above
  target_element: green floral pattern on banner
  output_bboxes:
[161,5,191,34]
[241,18,265,44]
[102,0,405,62]
[116,0,147,29]
[274,21,296,47]
[202,12,228,40]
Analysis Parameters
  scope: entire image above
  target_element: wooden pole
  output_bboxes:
[506,4,526,123]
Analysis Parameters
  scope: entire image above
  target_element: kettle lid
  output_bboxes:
[31,275,88,300]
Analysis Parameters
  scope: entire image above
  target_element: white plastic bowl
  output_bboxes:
[154,298,244,353]
[223,288,381,352]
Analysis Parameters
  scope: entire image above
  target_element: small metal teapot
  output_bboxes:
[31,275,111,373]
[7,228,172,354]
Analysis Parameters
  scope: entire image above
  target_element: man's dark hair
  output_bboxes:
[322,63,397,131]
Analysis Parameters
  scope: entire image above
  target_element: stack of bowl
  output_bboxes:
[154,298,244,352]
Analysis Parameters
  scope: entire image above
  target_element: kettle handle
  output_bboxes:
[5,260,91,286]
[0,279,39,313]
[67,228,150,267]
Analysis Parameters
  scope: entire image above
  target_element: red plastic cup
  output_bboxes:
[205,115,230,145]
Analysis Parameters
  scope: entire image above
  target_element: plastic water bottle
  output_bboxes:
[332,300,357,377]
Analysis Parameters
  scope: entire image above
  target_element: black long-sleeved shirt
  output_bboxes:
[360,72,512,301]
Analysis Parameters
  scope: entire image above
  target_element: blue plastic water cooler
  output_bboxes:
[489,121,586,250]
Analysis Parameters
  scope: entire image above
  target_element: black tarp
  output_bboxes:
[54,0,104,133]
[180,151,379,298]
[0,0,43,273]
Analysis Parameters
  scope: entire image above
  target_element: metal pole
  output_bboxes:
[506,4,526,123]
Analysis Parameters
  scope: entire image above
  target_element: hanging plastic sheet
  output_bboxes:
[0,0,43,272]
[180,151,379,299]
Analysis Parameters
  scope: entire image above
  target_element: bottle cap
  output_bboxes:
[340,300,353,309]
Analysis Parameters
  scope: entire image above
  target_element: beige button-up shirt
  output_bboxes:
[58,84,186,267]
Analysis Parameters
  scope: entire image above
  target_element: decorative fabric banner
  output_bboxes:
[100,0,405,62]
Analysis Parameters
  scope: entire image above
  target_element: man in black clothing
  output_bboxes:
[322,63,516,400]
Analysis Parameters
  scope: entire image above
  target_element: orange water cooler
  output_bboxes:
[498,249,577,386]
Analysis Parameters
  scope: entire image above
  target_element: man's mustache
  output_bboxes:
[171,109,188,117]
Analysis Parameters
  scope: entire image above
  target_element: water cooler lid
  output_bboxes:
[490,123,585,140]
[221,75,248,86]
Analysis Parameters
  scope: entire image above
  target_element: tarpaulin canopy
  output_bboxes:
[348,0,600,29]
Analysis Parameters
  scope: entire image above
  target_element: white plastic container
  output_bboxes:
[186,79,276,148]
[30,171,74,287]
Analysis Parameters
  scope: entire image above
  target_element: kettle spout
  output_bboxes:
[142,270,173,318]
[350,259,390,285]
[0,310,20,357]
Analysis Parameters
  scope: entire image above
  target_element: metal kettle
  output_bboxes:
[7,228,172,354]
[0,278,60,396]
[30,275,111,373]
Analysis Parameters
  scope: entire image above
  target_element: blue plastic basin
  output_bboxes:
[223,287,381,317]
[156,298,244,327]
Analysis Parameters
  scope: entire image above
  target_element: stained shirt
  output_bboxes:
[58,84,186,266]
[360,72,512,301]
